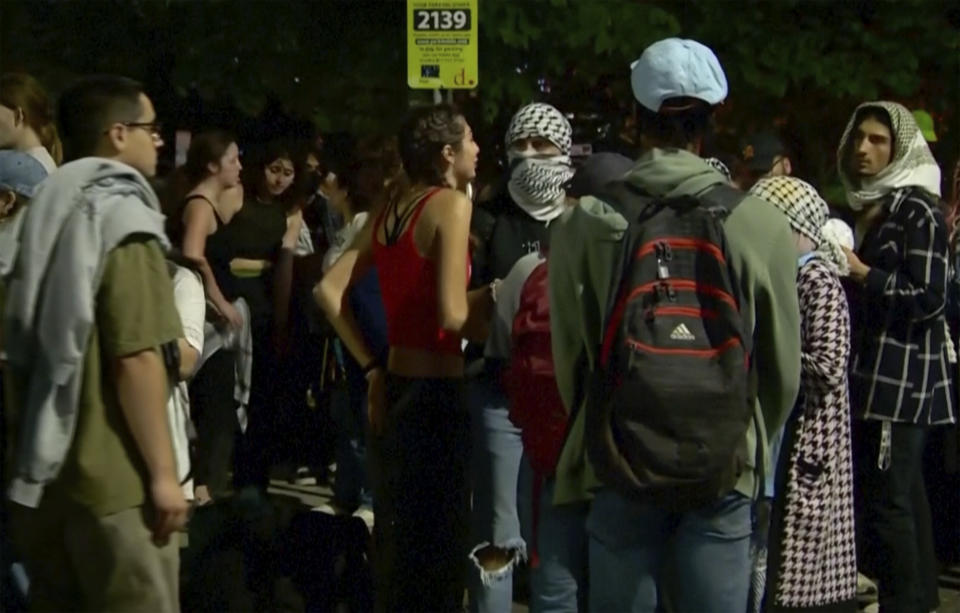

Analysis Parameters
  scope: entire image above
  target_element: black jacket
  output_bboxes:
[471,189,552,288]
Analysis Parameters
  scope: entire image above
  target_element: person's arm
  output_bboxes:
[314,224,378,369]
[315,226,383,431]
[460,286,495,342]
[101,239,187,543]
[172,268,205,379]
[177,339,200,379]
[848,198,949,323]
[799,264,850,393]
[182,201,241,328]
[434,190,493,336]
[114,348,184,538]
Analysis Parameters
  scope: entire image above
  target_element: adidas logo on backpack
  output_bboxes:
[669,323,696,341]
[586,181,756,511]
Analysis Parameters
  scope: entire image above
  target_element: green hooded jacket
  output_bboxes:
[549,147,802,505]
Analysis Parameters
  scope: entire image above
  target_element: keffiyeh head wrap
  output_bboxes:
[750,176,848,275]
[837,101,942,211]
[505,103,573,154]
[504,104,575,221]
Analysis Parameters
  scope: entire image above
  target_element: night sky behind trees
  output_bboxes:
[2,0,958,198]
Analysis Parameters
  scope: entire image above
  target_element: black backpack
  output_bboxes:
[585,181,757,511]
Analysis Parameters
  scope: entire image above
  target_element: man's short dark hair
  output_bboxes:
[57,75,144,161]
[637,98,713,149]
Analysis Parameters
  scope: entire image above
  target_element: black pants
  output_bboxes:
[853,420,938,613]
[189,348,239,496]
[233,321,278,490]
[372,374,470,613]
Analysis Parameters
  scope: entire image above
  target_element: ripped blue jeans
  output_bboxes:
[467,376,526,613]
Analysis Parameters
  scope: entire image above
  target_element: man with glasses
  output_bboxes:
[5,75,186,612]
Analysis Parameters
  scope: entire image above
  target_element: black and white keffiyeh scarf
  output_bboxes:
[505,103,574,221]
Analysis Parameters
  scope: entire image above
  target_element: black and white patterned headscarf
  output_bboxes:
[750,176,848,274]
[504,103,574,221]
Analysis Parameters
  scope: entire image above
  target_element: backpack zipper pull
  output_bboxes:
[656,242,671,279]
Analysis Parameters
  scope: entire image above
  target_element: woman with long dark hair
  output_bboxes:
[226,141,306,490]
[316,105,493,611]
[164,130,245,505]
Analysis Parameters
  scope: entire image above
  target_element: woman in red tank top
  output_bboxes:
[315,105,494,612]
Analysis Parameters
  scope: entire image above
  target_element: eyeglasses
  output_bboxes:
[104,121,164,142]
[123,121,164,140]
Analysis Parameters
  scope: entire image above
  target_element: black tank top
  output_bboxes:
[181,194,236,302]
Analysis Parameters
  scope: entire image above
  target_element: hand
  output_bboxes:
[149,473,188,545]
[842,247,870,282]
[366,367,386,436]
[282,211,304,249]
[221,301,244,331]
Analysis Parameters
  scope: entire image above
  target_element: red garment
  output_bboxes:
[373,188,469,355]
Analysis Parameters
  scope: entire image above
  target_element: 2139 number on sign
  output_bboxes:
[413,9,471,31]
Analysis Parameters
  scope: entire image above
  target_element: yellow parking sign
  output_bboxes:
[407,0,478,89]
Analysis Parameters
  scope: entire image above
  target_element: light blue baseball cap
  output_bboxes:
[0,150,48,198]
[630,38,728,113]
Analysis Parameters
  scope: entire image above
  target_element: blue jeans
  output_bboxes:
[587,488,752,613]
[517,459,588,613]
[467,377,526,613]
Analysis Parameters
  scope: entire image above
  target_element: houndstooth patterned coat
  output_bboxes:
[769,258,858,611]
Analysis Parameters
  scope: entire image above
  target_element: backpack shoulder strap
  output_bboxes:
[698,183,747,216]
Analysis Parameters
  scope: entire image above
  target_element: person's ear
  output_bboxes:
[103,123,128,154]
[441,143,456,166]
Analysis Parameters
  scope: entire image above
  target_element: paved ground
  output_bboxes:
[267,478,959,613]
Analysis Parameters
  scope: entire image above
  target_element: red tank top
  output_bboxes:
[373,188,471,355]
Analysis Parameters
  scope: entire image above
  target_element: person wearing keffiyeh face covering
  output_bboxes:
[466,102,573,612]
[504,103,575,222]
[471,103,574,286]
[837,101,950,613]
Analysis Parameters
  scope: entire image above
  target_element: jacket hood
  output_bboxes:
[566,195,630,242]
[51,157,162,213]
[625,147,728,199]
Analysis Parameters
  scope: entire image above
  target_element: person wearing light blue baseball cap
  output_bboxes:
[547,37,802,613]
[0,150,48,275]
[630,37,728,113]
[0,150,47,201]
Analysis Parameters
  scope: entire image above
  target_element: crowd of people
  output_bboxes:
[0,35,958,613]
